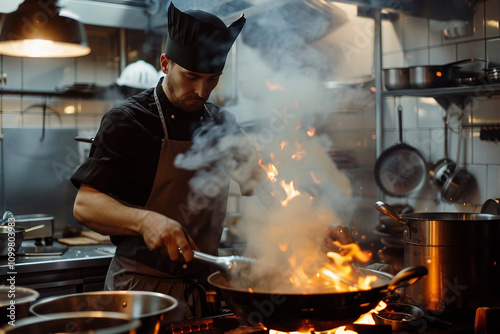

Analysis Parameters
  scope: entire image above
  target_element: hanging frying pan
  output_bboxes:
[374,100,427,197]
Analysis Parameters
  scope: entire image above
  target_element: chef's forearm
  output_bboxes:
[73,184,152,236]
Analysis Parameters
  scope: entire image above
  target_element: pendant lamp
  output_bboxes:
[0,0,90,58]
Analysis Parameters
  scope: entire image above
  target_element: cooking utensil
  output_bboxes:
[30,290,182,334]
[481,198,500,215]
[484,67,500,83]
[208,265,427,332]
[429,112,456,193]
[441,114,475,202]
[189,250,256,274]
[409,58,483,89]
[375,201,500,314]
[375,201,405,224]
[383,67,410,90]
[188,250,301,290]
[0,286,39,326]
[1,312,141,334]
[384,58,483,90]
[374,100,427,197]
[0,224,45,256]
[373,303,424,331]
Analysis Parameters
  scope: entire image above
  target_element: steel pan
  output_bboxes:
[208,266,427,331]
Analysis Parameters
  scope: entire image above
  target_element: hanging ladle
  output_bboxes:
[374,201,411,238]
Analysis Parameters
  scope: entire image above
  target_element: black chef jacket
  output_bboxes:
[71,79,232,210]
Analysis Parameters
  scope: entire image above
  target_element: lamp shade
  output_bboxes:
[0,0,90,58]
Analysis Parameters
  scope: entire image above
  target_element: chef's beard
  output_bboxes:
[165,78,206,113]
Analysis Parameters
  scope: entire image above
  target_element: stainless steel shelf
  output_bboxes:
[382,81,500,96]
[382,82,500,109]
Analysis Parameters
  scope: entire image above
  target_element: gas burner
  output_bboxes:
[17,244,68,256]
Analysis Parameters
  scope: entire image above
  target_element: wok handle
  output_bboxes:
[384,265,428,293]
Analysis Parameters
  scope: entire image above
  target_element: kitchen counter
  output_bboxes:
[0,241,115,276]
[0,241,116,298]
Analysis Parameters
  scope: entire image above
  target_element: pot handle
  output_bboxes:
[384,265,428,293]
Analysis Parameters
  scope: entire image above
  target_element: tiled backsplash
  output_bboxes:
[381,0,500,212]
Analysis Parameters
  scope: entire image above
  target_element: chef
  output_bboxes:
[71,3,246,319]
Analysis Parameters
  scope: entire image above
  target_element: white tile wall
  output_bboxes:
[381,0,500,210]
[429,45,456,64]
[485,0,500,38]
[403,16,429,51]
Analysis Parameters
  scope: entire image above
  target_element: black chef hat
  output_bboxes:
[165,3,246,74]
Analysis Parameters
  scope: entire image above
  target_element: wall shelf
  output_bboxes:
[381,82,500,109]
[0,86,106,99]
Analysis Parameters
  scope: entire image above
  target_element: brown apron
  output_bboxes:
[104,87,229,319]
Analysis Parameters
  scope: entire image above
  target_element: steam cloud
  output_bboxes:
[175,106,361,292]
[172,0,368,293]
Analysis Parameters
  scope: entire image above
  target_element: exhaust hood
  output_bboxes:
[1,0,476,30]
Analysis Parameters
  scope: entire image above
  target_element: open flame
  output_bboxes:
[266,79,286,91]
[268,301,387,334]
[254,132,376,293]
[259,160,279,183]
[307,126,316,137]
[279,180,301,207]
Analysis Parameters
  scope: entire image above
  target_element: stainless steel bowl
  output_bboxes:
[0,311,140,334]
[30,290,182,334]
[0,286,39,325]
[373,303,424,331]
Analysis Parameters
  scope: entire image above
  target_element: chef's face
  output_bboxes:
[160,54,221,112]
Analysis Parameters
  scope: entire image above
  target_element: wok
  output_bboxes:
[208,265,428,331]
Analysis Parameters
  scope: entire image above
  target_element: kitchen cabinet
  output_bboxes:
[0,245,114,299]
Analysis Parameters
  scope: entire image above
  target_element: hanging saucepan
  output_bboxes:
[208,265,427,332]
[441,114,476,203]
[374,100,427,197]
[409,58,484,89]
[429,112,456,193]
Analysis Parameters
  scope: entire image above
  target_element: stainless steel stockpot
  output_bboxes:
[376,202,500,315]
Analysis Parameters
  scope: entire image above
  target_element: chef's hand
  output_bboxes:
[140,212,198,262]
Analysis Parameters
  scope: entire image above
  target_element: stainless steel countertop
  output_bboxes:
[0,240,115,276]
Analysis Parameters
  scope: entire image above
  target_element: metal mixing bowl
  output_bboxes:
[30,290,182,334]
[0,311,140,334]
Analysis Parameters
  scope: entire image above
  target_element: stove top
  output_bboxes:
[16,244,68,256]
[160,312,474,334]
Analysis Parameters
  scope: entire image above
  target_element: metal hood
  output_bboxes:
[330,0,476,21]
[1,0,476,30]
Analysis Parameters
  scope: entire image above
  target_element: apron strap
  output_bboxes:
[154,86,169,138]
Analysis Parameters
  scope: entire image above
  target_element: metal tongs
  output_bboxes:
[180,249,256,274]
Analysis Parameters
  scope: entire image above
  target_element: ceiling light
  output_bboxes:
[0,0,90,58]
